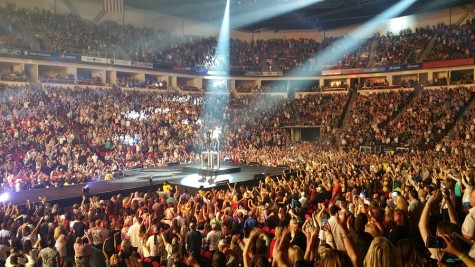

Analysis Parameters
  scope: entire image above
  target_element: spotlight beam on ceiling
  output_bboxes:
[215,0,231,76]
[228,0,326,30]
[183,0,326,33]
[288,0,418,78]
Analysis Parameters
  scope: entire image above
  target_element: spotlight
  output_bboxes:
[82,184,90,195]
[0,193,9,203]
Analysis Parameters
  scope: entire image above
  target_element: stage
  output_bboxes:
[3,163,287,206]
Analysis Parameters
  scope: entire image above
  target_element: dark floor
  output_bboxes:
[3,163,287,206]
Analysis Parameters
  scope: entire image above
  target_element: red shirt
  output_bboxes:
[332,183,341,199]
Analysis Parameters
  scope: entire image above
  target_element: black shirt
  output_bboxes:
[185,230,202,257]
[290,230,307,253]
[72,221,87,237]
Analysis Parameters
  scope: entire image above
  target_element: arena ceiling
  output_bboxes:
[125,0,474,32]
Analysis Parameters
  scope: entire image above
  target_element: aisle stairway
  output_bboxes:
[384,84,423,125]
[417,37,437,62]
[339,89,357,128]
[292,98,302,125]
[366,38,379,67]
[431,91,475,147]
[404,50,415,64]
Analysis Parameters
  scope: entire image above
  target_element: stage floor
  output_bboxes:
[4,163,286,206]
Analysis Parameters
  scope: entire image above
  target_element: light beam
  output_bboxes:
[288,0,418,77]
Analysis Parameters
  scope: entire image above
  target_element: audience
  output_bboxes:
[0,4,473,267]
[1,4,472,75]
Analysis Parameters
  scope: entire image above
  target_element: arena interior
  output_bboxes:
[0,0,474,266]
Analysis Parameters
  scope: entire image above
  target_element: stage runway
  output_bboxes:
[3,163,287,206]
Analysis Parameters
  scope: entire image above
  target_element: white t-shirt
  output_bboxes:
[146,235,162,257]
[127,223,142,248]
[462,207,475,239]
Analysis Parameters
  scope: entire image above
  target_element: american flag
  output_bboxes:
[104,0,124,13]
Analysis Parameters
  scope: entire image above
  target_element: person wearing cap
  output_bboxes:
[185,223,202,260]
[206,222,222,253]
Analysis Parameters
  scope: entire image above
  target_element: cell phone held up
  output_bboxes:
[426,236,447,248]
[321,218,328,226]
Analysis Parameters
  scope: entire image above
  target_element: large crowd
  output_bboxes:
[0,3,474,267]
[1,84,475,192]
[0,141,475,267]
[0,83,473,267]
[0,5,473,74]
[0,85,293,179]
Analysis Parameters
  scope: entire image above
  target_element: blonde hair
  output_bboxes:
[142,233,150,245]
[320,250,352,267]
[274,226,283,239]
[364,237,397,267]
[120,239,132,252]
[396,195,408,211]
[53,226,62,240]
[288,245,303,266]
[418,189,428,201]
[385,206,394,223]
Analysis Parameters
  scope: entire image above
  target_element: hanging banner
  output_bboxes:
[108,59,131,66]
[81,56,107,64]
[132,61,153,69]
[244,71,283,77]
[53,53,81,61]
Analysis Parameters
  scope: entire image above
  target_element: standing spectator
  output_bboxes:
[243,210,259,238]
[53,226,68,267]
[462,189,475,240]
[146,226,163,262]
[38,240,59,267]
[90,219,107,250]
[289,219,307,253]
[0,223,11,247]
[0,241,8,266]
[6,248,27,267]
[72,215,87,238]
[328,205,346,251]
[407,188,423,226]
[74,235,92,267]
[127,217,143,251]
[206,223,222,253]
[185,223,202,260]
